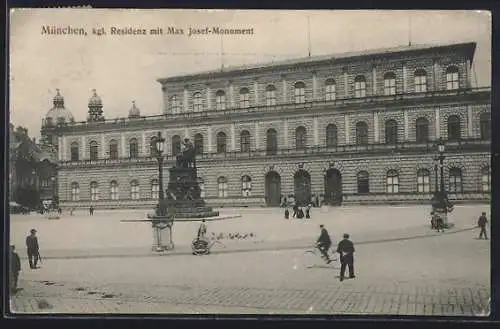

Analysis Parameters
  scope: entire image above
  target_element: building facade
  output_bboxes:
[48,42,490,209]
[9,124,58,208]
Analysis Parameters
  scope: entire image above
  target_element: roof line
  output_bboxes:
[157,41,477,83]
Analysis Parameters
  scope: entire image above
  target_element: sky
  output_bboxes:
[9,9,491,139]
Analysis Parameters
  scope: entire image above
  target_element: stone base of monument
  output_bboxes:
[46,211,60,220]
[435,210,454,229]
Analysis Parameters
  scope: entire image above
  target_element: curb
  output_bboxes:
[19,226,478,261]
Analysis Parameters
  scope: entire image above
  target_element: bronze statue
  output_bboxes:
[176,138,196,168]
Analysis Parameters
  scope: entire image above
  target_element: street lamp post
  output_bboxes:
[155,132,166,206]
[433,158,439,194]
[438,140,445,194]
[432,138,454,228]
[150,132,174,252]
[51,176,56,208]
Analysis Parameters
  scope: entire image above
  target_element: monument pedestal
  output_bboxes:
[435,210,454,229]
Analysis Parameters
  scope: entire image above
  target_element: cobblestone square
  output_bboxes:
[8,205,490,316]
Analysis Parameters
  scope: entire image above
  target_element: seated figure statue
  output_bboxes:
[176,138,195,168]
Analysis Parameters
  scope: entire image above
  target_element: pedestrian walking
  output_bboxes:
[25,229,40,269]
[477,212,488,240]
[89,206,94,216]
[292,204,298,218]
[305,203,312,219]
[284,208,290,219]
[336,233,355,282]
[10,245,21,293]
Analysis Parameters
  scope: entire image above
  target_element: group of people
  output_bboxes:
[284,204,313,220]
[316,225,355,282]
[10,228,40,293]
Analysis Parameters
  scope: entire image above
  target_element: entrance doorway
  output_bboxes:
[324,169,342,205]
[265,171,281,206]
[294,170,311,206]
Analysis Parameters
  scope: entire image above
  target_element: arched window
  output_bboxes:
[215,90,226,110]
[449,168,463,193]
[357,171,370,194]
[354,75,366,98]
[170,95,181,114]
[266,85,276,106]
[216,132,227,154]
[194,133,204,154]
[415,117,429,143]
[295,126,307,150]
[70,142,79,161]
[447,115,461,141]
[385,119,398,144]
[149,136,157,156]
[197,177,205,198]
[294,82,306,104]
[218,176,228,198]
[240,130,251,152]
[193,92,203,112]
[414,69,427,93]
[356,121,369,145]
[129,138,138,158]
[241,175,252,197]
[151,179,159,200]
[130,180,140,200]
[446,66,459,90]
[71,182,80,201]
[239,88,250,108]
[109,140,118,160]
[326,124,338,147]
[89,141,98,161]
[266,128,278,155]
[386,170,399,193]
[417,169,431,192]
[110,180,119,200]
[171,135,181,156]
[480,113,491,140]
[90,181,99,201]
[325,79,336,101]
[384,72,396,96]
[481,167,491,192]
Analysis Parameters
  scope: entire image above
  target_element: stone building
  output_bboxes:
[9,124,58,208]
[49,42,490,209]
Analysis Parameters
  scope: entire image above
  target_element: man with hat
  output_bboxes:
[336,233,356,282]
[25,229,40,269]
[10,245,21,292]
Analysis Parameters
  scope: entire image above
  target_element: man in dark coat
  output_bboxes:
[316,225,332,263]
[336,233,355,281]
[25,229,40,269]
[10,245,21,292]
[478,212,488,240]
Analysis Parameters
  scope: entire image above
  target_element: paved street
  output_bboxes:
[10,205,489,258]
[9,206,491,316]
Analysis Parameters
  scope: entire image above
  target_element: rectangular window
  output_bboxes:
[266,90,276,106]
[417,175,430,193]
[354,81,366,98]
[384,79,396,96]
[218,182,228,198]
[415,75,427,93]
